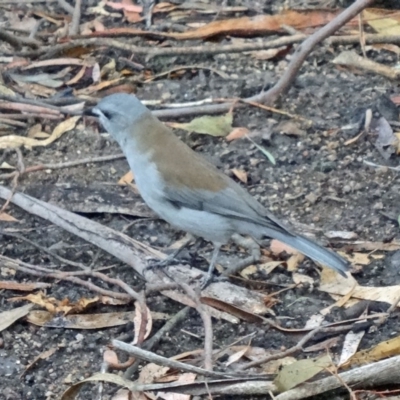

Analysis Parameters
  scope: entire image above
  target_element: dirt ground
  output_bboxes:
[1,1,400,399]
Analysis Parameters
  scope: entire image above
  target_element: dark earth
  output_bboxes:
[1,0,400,399]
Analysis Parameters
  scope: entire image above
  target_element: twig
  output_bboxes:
[275,356,400,400]
[24,153,126,173]
[257,0,375,105]
[0,118,28,127]
[143,64,229,82]
[0,154,125,181]
[334,50,400,80]
[0,28,41,50]
[11,34,305,59]
[0,112,61,120]
[0,148,23,214]
[0,230,90,270]
[0,254,133,300]
[0,185,273,322]
[119,57,145,71]
[124,306,191,378]
[8,31,400,61]
[69,0,82,36]
[0,28,22,50]
[328,33,400,45]
[57,0,74,14]
[178,282,213,371]
[112,340,242,379]
[29,18,44,39]
[239,324,354,370]
[0,97,63,115]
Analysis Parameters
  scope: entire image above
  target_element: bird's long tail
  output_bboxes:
[262,227,349,277]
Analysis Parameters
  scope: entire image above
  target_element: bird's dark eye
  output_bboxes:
[102,110,113,120]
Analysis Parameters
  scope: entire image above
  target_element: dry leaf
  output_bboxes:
[286,252,305,271]
[248,48,284,60]
[12,292,98,315]
[138,363,170,384]
[320,268,400,307]
[0,280,50,291]
[270,239,298,256]
[169,10,352,40]
[346,335,400,367]
[339,251,371,265]
[28,310,131,329]
[225,346,249,366]
[133,301,152,345]
[104,349,119,365]
[0,303,34,332]
[23,347,58,375]
[226,127,249,141]
[274,354,332,392]
[27,123,48,139]
[364,9,400,35]
[292,272,314,285]
[0,161,15,169]
[0,116,79,150]
[157,373,197,400]
[0,212,19,222]
[339,329,366,366]
[118,170,135,185]
[325,230,358,239]
[231,168,247,183]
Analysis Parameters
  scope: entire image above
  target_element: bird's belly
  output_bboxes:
[155,201,234,243]
[132,161,233,243]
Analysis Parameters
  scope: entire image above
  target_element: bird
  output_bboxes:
[87,93,349,286]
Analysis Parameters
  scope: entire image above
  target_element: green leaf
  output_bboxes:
[171,113,233,137]
[246,136,276,165]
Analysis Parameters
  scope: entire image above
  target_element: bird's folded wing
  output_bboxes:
[163,183,294,234]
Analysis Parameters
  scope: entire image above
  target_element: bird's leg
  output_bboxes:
[222,234,261,276]
[149,235,194,269]
[201,243,222,289]
[143,235,195,284]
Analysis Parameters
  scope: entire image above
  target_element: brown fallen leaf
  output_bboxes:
[286,253,305,271]
[22,347,58,376]
[200,297,268,322]
[118,170,135,185]
[270,239,298,256]
[231,168,247,183]
[169,10,354,40]
[27,310,135,329]
[226,127,249,141]
[133,301,152,345]
[0,280,50,291]
[342,334,400,370]
[320,268,400,307]
[11,292,98,315]
[0,116,80,150]
[0,303,34,332]
[0,212,19,222]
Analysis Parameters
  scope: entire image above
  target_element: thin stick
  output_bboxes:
[69,0,82,36]
[124,306,191,378]
[113,340,241,379]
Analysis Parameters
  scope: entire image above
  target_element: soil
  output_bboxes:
[1,1,400,399]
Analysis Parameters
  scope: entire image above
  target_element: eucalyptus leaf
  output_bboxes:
[274,354,332,392]
[171,113,233,137]
[247,135,276,165]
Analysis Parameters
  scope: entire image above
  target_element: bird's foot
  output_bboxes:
[200,271,229,290]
